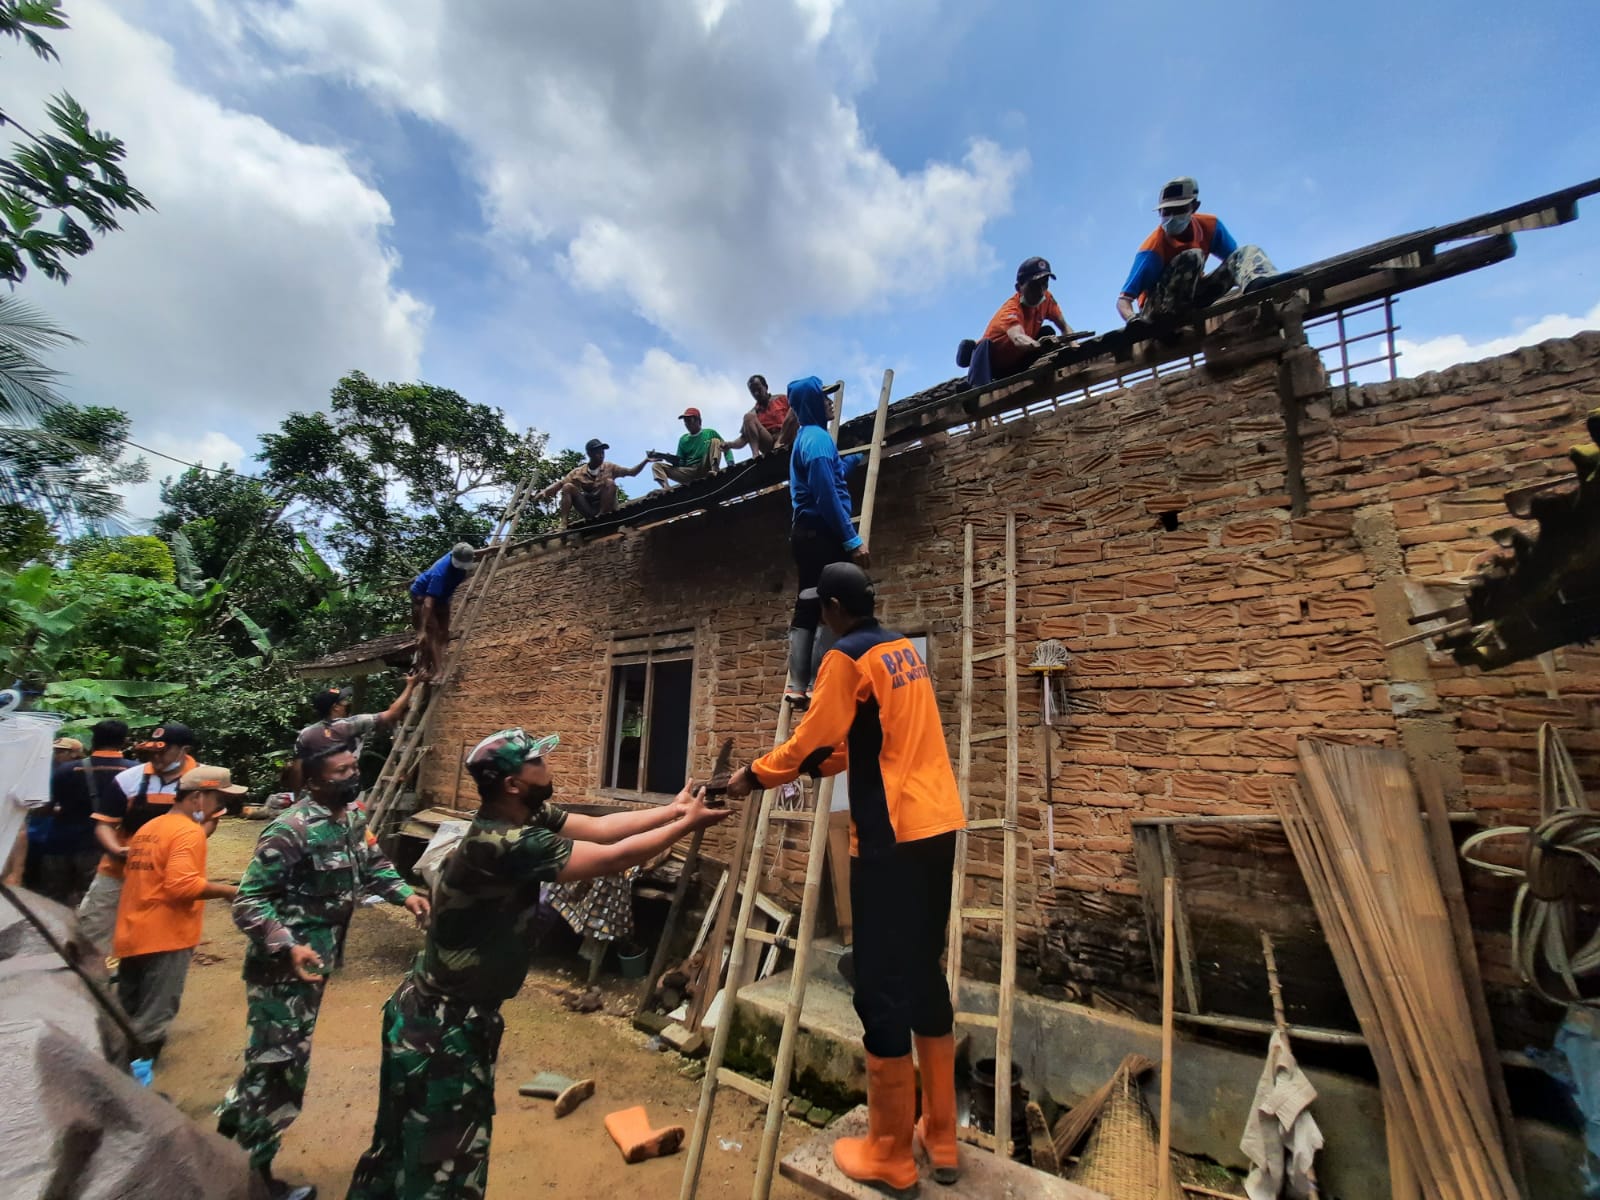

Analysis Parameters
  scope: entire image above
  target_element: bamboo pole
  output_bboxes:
[995,511,1019,1154]
[945,522,975,995]
[1159,875,1177,1200]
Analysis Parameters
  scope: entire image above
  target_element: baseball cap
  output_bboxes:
[450,541,476,568]
[465,728,560,782]
[179,765,247,795]
[141,722,197,750]
[585,437,609,454]
[1157,176,1199,211]
[1016,256,1056,290]
[798,561,876,615]
[311,685,352,718]
[679,407,701,420]
[295,720,357,764]
[53,736,84,754]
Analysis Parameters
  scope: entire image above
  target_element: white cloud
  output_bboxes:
[2,1,427,452]
[1397,302,1600,376]
[239,0,1024,353]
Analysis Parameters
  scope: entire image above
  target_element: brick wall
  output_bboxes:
[424,330,1600,1044]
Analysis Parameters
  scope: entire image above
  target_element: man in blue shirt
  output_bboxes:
[410,542,477,680]
[1116,176,1275,324]
[784,376,869,707]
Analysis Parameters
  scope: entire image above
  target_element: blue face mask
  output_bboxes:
[1162,212,1192,237]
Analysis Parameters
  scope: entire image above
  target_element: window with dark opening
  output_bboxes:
[603,634,694,798]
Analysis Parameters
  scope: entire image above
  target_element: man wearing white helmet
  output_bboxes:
[1116,176,1275,324]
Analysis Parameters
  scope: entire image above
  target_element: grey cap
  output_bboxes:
[450,542,476,568]
[1157,176,1199,211]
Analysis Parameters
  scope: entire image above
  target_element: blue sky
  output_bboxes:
[6,0,1597,522]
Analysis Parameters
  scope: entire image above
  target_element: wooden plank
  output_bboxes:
[1132,826,1167,994]
[716,1067,771,1104]
[1158,876,1176,1200]
[780,1108,1109,1200]
[1157,827,1202,1015]
[1417,762,1529,1197]
[827,809,853,945]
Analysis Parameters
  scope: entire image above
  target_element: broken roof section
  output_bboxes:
[512,177,1600,549]
[290,629,417,679]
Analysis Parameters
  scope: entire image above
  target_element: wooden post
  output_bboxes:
[857,370,892,540]
[995,510,1019,1155]
[945,523,975,994]
[1158,875,1176,1199]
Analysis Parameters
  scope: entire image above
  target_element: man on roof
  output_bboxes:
[536,437,649,529]
[1116,176,1276,324]
[409,541,477,680]
[981,256,1076,379]
[648,406,735,487]
[724,375,797,460]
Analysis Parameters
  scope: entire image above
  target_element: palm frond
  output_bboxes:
[0,295,74,421]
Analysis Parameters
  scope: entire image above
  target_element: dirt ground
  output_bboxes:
[155,817,809,1199]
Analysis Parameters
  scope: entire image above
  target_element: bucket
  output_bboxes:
[617,943,651,979]
[970,1057,1029,1160]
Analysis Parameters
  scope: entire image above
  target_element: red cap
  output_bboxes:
[679,407,701,419]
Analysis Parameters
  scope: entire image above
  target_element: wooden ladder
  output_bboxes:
[679,372,893,1200]
[367,476,540,838]
[945,512,1021,1155]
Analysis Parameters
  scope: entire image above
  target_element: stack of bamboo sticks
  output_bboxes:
[1276,740,1520,1200]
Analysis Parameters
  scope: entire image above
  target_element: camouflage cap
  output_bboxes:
[465,728,559,781]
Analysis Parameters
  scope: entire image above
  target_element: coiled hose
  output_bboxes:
[1461,723,1600,1008]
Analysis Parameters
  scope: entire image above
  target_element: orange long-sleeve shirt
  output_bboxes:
[114,809,211,957]
[752,620,964,857]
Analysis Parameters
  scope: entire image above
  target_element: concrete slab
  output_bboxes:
[779,1106,1108,1200]
[734,971,1583,1199]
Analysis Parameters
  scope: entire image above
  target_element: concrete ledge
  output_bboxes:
[733,971,1582,1199]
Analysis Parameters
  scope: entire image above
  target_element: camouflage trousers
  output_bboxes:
[346,974,505,1200]
[215,979,326,1170]
[1143,244,1276,317]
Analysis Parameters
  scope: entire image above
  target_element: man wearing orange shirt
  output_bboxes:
[724,563,966,1194]
[77,722,201,960]
[1115,176,1275,323]
[981,256,1076,379]
[114,765,243,1067]
[726,375,796,459]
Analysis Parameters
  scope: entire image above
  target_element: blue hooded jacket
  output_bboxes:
[787,376,862,551]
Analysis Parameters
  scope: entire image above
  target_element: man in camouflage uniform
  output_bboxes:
[218,744,430,1200]
[346,728,728,1200]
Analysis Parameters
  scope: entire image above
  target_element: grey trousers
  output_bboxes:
[76,871,122,958]
[117,946,194,1058]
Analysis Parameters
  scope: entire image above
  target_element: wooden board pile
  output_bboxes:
[1276,740,1521,1200]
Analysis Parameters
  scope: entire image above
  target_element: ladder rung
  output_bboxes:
[769,809,815,823]
[837,443,879,457]
[960,907,1005,921]
[954,1013,1000,1032]
[744,930,799,951]
[716,1067,772,1104]
[966,818,1009,831]
[971,648,1007,662]
[970,729,1007,743]
[956,1124,999,1151]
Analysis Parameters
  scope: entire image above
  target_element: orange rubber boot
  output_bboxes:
[913,1033,960,1184]
[833,1052,921,1197]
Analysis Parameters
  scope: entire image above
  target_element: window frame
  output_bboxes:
[599,628,696,803]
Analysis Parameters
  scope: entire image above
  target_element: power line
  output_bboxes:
[121,438,261,479]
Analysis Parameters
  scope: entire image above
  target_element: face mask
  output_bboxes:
[525,781,555,809]
[192,808,207,824]
[327,776,362,806]
[1162,212,1192,237]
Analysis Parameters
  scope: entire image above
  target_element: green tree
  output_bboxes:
[0,1,153,285]
[0,399,147,534]
[67,533,174,581]
[258,371,571,584]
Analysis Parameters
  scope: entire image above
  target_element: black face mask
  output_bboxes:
[525,781,554,809]
[326,776,362,806]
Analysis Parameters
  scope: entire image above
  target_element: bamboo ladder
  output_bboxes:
[367,475,541,837]
[944,511,1021,1155]
[679,371,894,1200]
